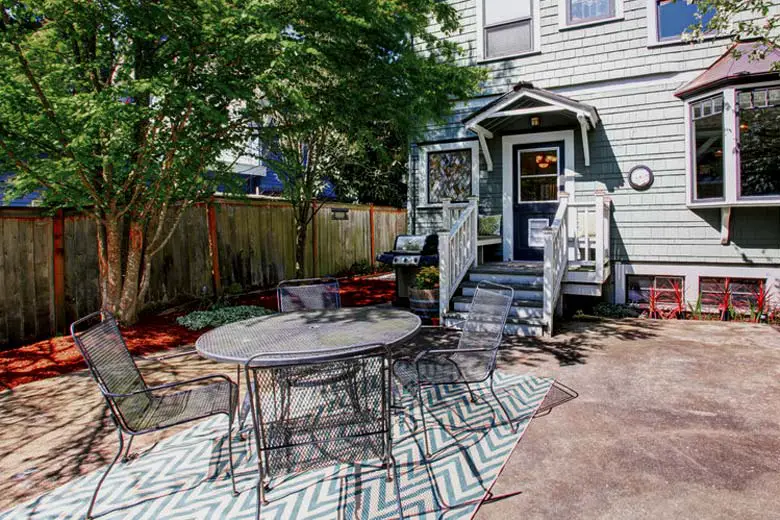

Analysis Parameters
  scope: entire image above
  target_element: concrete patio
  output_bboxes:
[2,318,779,519]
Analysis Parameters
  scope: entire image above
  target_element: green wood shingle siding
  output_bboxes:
[412,0,780,265]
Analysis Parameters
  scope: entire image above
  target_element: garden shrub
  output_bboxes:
[176,306,275,330]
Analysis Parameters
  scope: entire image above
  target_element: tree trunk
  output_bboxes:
[117,221,146,324]
[294,202,310,279]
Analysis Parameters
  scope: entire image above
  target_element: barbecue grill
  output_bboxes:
[376,234,439,304]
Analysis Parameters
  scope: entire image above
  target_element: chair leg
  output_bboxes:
[86,428,124,519]
[463,381,479,404]
[489,374,516,433]
[417,384,431,459]
[121,434,134,463]
[227,411,238,497]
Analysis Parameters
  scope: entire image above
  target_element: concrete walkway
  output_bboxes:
[1,318,779,518]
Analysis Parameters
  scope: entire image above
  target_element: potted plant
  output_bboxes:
[409,266,440,321]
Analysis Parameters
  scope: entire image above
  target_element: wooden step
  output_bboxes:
[452,296,544,319]
[461,280,543,301]
[443,311,545,337]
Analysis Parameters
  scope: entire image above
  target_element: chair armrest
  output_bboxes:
[103,374,234,399]
[412,346,493,364]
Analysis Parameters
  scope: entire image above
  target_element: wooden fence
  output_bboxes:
[0,198,406,346]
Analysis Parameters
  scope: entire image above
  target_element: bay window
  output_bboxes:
[479,0,538,60]
[737,87,780,198]
[686,83,780,207]
[691,95,724,200]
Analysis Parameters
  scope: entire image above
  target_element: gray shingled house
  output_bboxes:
[410,0,780,336]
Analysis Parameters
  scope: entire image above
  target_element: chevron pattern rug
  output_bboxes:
[1,371,553,520]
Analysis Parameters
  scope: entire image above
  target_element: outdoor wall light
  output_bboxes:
[530,116,541,127]
[331,208,349,221]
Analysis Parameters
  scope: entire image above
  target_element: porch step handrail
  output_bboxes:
[567,190,611,283]
[543,193,569,335]
[438,197,478,319]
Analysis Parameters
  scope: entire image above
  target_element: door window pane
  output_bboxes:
[485,20,532,58]
[657,0,715,41]
[692,95,724,200]
[568,0,614,25]
[519,150,559,202]
[484,0,532,26]
[738,88,780,198]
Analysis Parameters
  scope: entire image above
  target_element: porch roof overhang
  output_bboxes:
[462,82,600,170]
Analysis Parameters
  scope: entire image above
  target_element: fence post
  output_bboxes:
[206,202,222,296]
[52,209,65,334]
[369,203,376,269]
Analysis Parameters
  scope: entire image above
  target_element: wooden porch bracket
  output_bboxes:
[470,124,494,172]
[577,114,592,167]
[720,206,732,245]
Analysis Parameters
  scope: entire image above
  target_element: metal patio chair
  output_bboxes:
[274,277,364,413]
[277,277,341,312]
[70,311,238,519]
[243,346,402,520]
[393,281,515,458]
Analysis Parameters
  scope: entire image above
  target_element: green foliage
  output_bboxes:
[335,260,375,278]
[176,306,275,331]
[691,1,779,69]
[414,266,439,290]
[591,302,641,319]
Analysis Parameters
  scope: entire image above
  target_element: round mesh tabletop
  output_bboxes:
[195,307,421,367]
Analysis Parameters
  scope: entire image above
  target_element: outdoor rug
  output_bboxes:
[1,371,553,520]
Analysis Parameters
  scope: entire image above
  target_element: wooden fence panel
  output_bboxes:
[374,209,407,254]
[147,206,213,303]
[1,199,406,346]
[63,216,99,327]
[215,201,297,290]
[0,215,54,345]
[315,204,372,276]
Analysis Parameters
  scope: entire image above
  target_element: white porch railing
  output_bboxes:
[567,190,611,283]
[438,197,478,319]
[542,193,569,336]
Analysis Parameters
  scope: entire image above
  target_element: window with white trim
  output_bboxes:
[481,0,534,60]
[691,94,724,201]
[686,83,780,206]
[627,275,684,307]
[566,0,615,26]
[420,141,480,206]
[737,87,780,198]
[700,277,766,312]
[648,0,716,45]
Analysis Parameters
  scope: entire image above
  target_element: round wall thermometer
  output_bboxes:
[628,165,654,191]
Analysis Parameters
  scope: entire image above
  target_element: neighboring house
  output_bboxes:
[0,173,42,207]
[412,0,780,335]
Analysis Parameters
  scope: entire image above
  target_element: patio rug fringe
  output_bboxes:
[1,371,553,520]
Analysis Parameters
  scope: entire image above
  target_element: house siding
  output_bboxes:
[412,0,780,271]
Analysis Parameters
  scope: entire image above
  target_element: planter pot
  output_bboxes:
[409,287,439,318]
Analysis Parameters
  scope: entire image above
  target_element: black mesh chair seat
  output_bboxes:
[394,349,494,388]
[70,311,238,519]
[123,380,237,432]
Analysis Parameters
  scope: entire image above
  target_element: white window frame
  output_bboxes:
[684,80,780,208]
[558,0,623,30]
[647,0,719,47]
[419,141,480,208]
[476,0,542,63]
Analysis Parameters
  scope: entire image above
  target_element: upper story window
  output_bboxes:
[737,87,780,198]
[567,0,615,25]
[649,0,716,46]
[478,0,539,61]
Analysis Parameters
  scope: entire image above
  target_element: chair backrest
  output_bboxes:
[70,311,150,427]
[458,281,514,352]
[277,277,341,312]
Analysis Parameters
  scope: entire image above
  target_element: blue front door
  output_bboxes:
[513,142,563,261]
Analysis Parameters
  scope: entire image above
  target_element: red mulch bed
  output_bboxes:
[0,275,395,391]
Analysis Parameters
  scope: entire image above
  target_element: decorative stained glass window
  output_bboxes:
[427,149,473,203]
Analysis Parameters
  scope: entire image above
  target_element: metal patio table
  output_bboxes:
[195,307,421,517]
